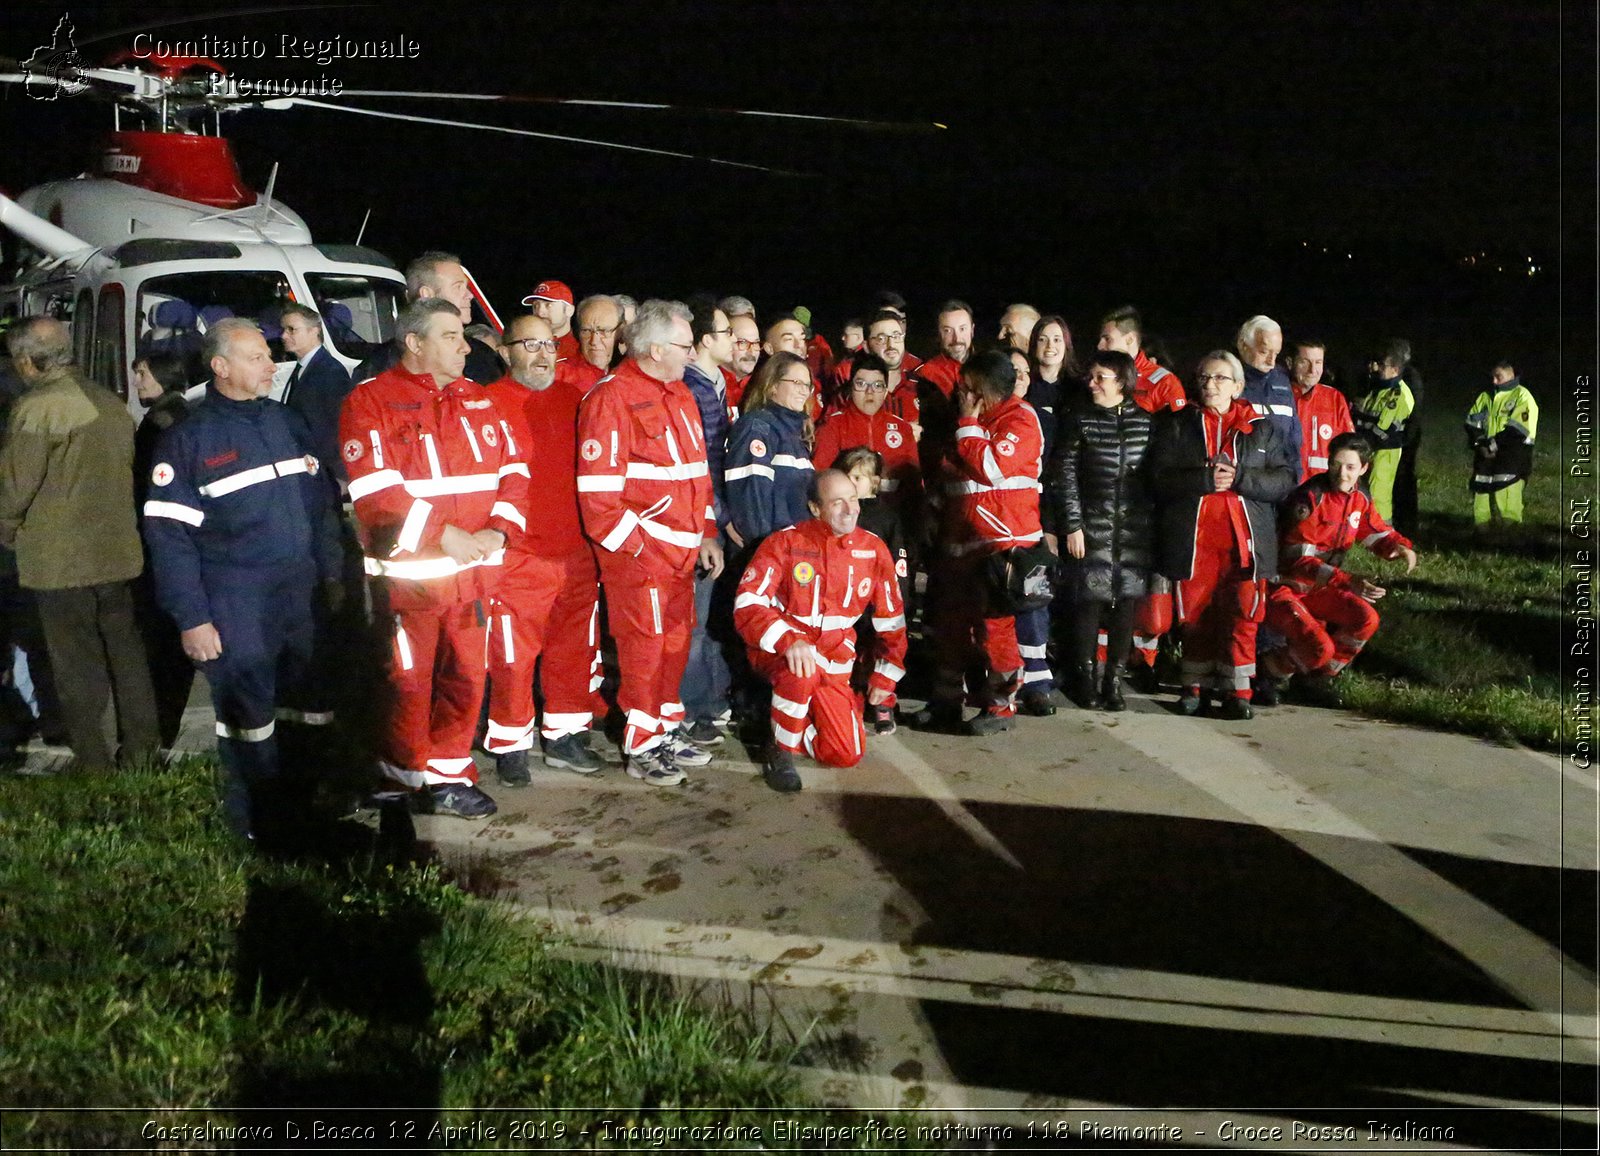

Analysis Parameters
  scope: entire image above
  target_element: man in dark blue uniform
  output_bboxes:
[142,318,343,839]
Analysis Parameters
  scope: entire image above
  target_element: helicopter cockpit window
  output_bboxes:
[304,274,404,360]
[136,271,294,383]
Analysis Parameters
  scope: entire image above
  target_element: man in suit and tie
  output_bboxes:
[279,304,354,487]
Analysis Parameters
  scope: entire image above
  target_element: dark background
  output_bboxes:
[2,0,1591,396]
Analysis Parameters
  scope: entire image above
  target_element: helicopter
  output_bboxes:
[0,35,940,415]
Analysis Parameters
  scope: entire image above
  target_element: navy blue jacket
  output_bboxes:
[1241,363,1303,481]
[683,363,731,530]
[282,346,354,485]
[141,388,343,631]
[725,405,813,546]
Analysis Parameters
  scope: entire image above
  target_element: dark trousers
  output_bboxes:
[1393,429,1422,539]
[34,581,160,770]
[1067,598,1138,673]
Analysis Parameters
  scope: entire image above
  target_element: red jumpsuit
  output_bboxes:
[734,518,906,766]
[1125,350,1189,669]
[812,400,922,505]
[1265,478,1412,676]
[576,359,716,756]
[554,330,581,365]
[935,395,1044,713]
[481,375,601,752]
[1293,382,1356,477]
[1174,405,1266,698]
[340,364,529,787]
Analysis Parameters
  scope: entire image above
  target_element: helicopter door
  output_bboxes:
[73,289,95,374]
[94,284,128,401]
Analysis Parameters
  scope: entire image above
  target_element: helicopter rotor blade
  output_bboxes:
[334,90,947,132]
[0,64,153,93]
[268,98,807,176]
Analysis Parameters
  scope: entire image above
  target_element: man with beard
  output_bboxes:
[480,315,605,783]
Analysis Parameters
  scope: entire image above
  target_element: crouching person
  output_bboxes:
[1259,433,1417,694]
[733,470,906,792]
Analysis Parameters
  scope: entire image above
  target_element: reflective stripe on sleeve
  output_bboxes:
[143,500,205,526]
[490,501,526,531]
[576,475,626,492]
[758,620,795,654]
[725,463,775,482]
[365,549,505,580]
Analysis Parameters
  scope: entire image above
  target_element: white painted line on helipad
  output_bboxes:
[1099,711,1595,1033]
[516,908,1586,1061]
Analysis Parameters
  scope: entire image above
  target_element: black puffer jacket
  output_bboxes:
[1043,398,1155,603]
[1149,401,1296,581]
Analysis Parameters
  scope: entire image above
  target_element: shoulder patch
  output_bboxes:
[481,423,499,447]
[580,438,603,462]
[996,440,1016,456]
[304,454,320,477]
[884,427,904,449]
[343,438,365,463]
[749,438,768,459]
[151,462,175,487]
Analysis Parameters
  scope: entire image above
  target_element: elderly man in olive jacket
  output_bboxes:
[0,318,158,769]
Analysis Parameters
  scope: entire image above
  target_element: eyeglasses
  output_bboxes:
[1196,373,1236,385]
[733,338,761,351]
[666,342,695,354]
[851,380,888,393]
[505,338,558,353]
[711,327,733,337]
[777,378,812,390]
[577,325,618,338]
[1088,372,1122,385]
[868,333,904,345]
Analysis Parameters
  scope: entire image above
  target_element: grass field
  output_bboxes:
[1326,411,1569,750]
[0,757,939,1150]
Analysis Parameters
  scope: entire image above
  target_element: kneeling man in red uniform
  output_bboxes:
[734,470,906,792]
[1259,433,1417,693]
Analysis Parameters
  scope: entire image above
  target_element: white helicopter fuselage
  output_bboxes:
[1,176,406,416]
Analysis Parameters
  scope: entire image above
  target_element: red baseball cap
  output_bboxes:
[521,279,573,307]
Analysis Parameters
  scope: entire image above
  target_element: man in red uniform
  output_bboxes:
[523,279,580,364]
[734,469,906,792]
[1288,338,1355,477]
[864,310,923,428]
[1097,305,1187,683]
[568,294,623,392]
[576,299,724,785]
[481,315,605,784]
[812,353,921,503]
[1260,433,1416,690]
[915,300,975,482]
[1097,306,1187,414]
[340,300,530,818]
[923,350,1044,736]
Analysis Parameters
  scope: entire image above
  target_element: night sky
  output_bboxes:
[2,1,1589,392]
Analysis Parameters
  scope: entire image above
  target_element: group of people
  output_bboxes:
[0,253,1537,835]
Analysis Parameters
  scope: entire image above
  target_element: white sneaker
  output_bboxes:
[626,745,686,786]
[663,731,713,768]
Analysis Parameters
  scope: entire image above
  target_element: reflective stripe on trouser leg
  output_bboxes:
[599,556,696,755]
[1131,587,1172,668]
[754,650,866,768]
[379,601,487,785]
[1014,604,1054,694]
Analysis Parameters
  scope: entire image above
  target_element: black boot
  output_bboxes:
[1067,662,1097,709]
[1099,664,1126,712]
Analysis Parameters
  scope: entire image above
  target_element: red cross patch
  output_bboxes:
[481,424,499,448]
[750,438,768,459]
[996,440,1016,456]
[885,428,903,449]
[151,462,175,487]
[343,439,364,463]
[580,438,603,462]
